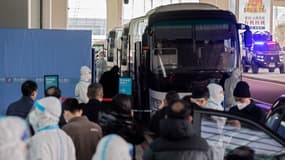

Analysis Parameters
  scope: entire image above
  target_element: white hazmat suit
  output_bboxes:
[27,97,76,160]
[75,66,92,104]
[92,134,132,160]
[0,116,29,160]
[96,51,107,82]
[205,83,227,160]
[206,83,224,111]
[224,68,241,110]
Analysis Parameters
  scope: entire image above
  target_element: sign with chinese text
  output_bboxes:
[239,0,271,32]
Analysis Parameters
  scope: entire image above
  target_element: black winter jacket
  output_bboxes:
[143,118,213,160]
[82,99,104,123]
[6,96,34,119]
[98,109,145,145]
[229,100,266,123]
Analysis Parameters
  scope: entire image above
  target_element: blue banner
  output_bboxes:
[119,77,132,95]
[0,29,92,114]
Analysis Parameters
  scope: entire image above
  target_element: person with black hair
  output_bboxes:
[229,81,266,123]
[62,98,102,160]
[149,91,180,137]
[182,95,192,104]
[44,86,67,128]
[98,94,144,145]
[82,83,104,123]
[45,86,61,98]
[6,80,38,119]
[190,87,210,108]
[143,100,213,160]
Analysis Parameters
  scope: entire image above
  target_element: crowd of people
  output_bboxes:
[0,66,267,160]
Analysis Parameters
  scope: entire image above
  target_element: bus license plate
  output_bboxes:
[269,63,275,68]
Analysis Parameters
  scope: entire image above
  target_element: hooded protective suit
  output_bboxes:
[92,134,132,160]
[96,51,107,82]
[0,116,29,160]
[224,68,241,110]
[27,97,76,160]
[205,83,227,160]
[206,83,224,111]
[75,66,92,104]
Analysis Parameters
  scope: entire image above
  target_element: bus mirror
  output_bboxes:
[237,23,247,30]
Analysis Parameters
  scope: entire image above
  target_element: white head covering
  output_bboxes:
[92,134,132,160]
[80,66,92,81]
[206,83,224,111]
[28,97,62,132]
[0,116,29,160]
[224,68,241,109]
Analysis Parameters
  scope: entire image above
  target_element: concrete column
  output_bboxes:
[0,0,67,29]
[273,0,285,7]
[106,0,123,32]
[51,0,68,29]
[42,0,68,29]
[0,0,29,28]
[42,0,52,29]
[29,0,41,28]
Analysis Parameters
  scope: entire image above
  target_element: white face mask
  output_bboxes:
[216,94,224,104]
[236,102,248,110]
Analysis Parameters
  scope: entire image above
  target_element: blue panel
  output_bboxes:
[0,29,92,114]
[44,75,59,90]
[119,78,132,95]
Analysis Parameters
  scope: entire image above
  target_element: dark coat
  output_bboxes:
[6,96,34,119]
[229,100,267,123]
[98,109,144,145]
[82,99,104,123]
[99,70,119,98]
[62,116,102,160]
[143,118,212,160]
[149,107,168,137]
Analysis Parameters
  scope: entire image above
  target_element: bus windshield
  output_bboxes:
[151,20,238,75]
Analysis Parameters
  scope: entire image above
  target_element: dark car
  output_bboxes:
[192,108,285,159]
[265,94,285,141]
[145,108,285,159]
[242,41,285,74]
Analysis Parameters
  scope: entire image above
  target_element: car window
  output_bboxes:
[200,113,285,160]
[266,111,282,129]
[277,117,285,139]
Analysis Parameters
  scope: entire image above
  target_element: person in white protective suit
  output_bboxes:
[92,134,133,160]
[224,68,241,110]
[96,50,107,82]
[75,66,92,104]
[205,83,224,111]
[205,83,227,160]
[27,97,76,160]
[0,116,29,160]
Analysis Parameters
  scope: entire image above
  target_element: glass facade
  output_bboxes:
[68,0,107,40]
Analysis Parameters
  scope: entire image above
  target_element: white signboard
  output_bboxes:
[239,0,271,32]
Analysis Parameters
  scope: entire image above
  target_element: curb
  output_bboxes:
[242,74,285,85]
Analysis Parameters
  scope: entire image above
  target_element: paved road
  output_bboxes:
[242,69,285,105]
